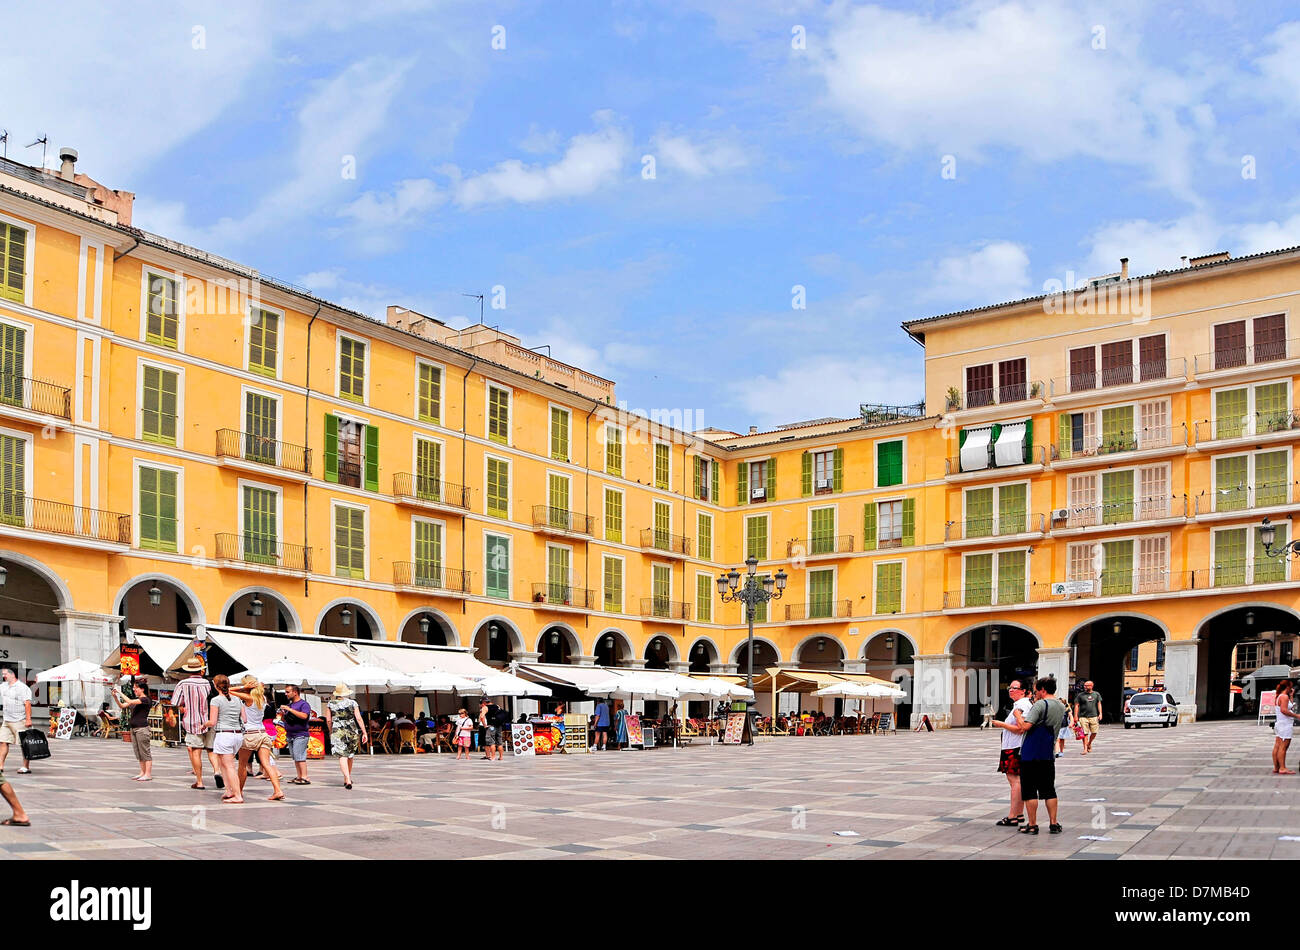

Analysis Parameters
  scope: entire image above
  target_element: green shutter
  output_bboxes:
[0,325,24,407]
[1101,405,1134,451]
[488,387,510,443]
[1215,388,1247,440]
[1057,413,1071,459]
[1255,450,1289,507]
[323,414,339,483]
[736,462,747,504]
[0,224,26,302]
[692,456,702,499]
[697,513,711,560]
[604,556,623,612]
[485,535,510,598]
[141,366,178,445]
[414,520,442,586]
[486,458,509,518]
[901,497,915,547]
[997,551,1026,604]
[1214,455,1248,511]
[0,434,23,526]
[809,569,833,618]
[139,467,178,553]
[746,516,767,561]
[801,452,812,497]
[243,487,277,564]
[696,573,712,622]
[1214,528,1247,587]
[1022,420,1033,464]
[248,309,278,377]
[364,424,379,492]
[1255,382,1288,430]
[832,448,844,493]
[419,363,442,423]
[655,443,670,490]
[998,484,1027,535]
[875,562,902,614]
[604,488,622,542]
[766,459,776,500]
[862,502,877,550]
[334,505,365,579]
[1102,470,1134,524]
[1255,523,1287,584]
[810,507,834,554]
[964,553,993,606]
[416,439,441,500]
[711,462,719,504]
[1101,540,1133,596]
[965,487,993,538]
[877,441,902,487]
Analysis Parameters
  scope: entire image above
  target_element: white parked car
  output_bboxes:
[1123,691,1179,728]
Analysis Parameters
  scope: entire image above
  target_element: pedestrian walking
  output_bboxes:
[478,701,493,760]
[1055,694,1073,758]
[0,666,33,775]
[1073,680,1103,755]
[207,674,253,803]
[1009,677,1066,835]
[990,678,1033,827]
[480,700,501,761]
[113,679,154,782]
[492,701,510,760]
[235,677,285,801]
[979,697,995,730]
[592,698,610,751]
[453,707,474,760]
[1272,679,1298,774]
[0,768,29,826]
[279,684,313,785]
[172,658,217,789]
[324,684,366,789]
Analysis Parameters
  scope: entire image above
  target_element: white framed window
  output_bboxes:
[136,358,185,448]
[138,265,186,350]
[132,458,184,553]
[245,302,284,379]
[336,331,370,404]
[0,212,35,307]
[415,357,445,425]
[486,381,512,446]
[331,501,369,580]
[873,560,905,614]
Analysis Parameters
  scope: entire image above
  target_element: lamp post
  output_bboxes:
[717,555,787,740]
[1259,518,1300,560]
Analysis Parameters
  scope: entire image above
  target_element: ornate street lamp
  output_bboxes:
[147,581,162,607]
[340,605,353,627]
[249,593,264,618]
[0,562,7,589]
[420,614,432,637]
[717,555,787,741]
[1259,518,1300,559]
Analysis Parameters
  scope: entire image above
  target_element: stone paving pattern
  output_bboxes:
[2,719,1298,860]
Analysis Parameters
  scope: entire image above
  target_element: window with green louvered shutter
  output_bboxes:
[0,324,24,408]
[809,507,834,554]
[965,487,993,538]
[997,550,1026,604]
[692,457,702,499]
[415,438,441,500]
[832,448,844,493]
[339,337,366,403]
[696,573,712,622]
[801,452,812,496]
[604,556,622,612]
[877,441,902,486]
[242,486,277,564]
[736,461,747,503]
[652,564,671,617]
[548,475,570,529]
[145,273,179,348]
[418,363,442,423]
[901,497,915,547]
[333,505,365,579]
[0,434,24,526]
[1101,405,1134,451]
[1255,450,1289,507]
[1101,540,1133,595]
[875,562,902,614]
[485,534,510,598]
[487,386,510,444]
[364,425,379,492]
[711,462,719,503]
[1214,455,1248,512]
[654,501,670,548]
[414,520,442,587]
[141,365,178,445]
[604,488,622,542]
[248,308,278,377]
[964,554,992,606]
[0,223,27,303]
[486,458,509,518]
[655,443,670,490]
[323,414,339,483]
[1102,470,1134,524]
[244,392,277,464]
[752,590,768,623]
[746,516,767,561]
[550,407,569,461]
[697,512,712,560]
[765,459,776,500]
[1215,388,1247,440]
[1255,382,1288,431]
[605,425,622,475]
[862,503,877,550]
[1214,528,1247,587]
[1255,523,1287,584]
[998,484,1027,536]
[809,569,834,618]
[139,466,178,552]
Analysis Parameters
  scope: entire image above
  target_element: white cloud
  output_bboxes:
[1254,22,1300,109]
[926,241,1033,304]
[652,133,749,177]
[1079,214,1222,276]
[339,178,445,252]
[732,358,923,429]
[453,126,631,207]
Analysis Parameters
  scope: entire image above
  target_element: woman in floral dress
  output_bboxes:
[324,684,367,789]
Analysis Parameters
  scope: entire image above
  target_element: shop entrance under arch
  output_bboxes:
[1197,604,1300,720]
[0,559,68,712]
[223,590,294,633]
[1068,615,1168,723]
[949,623,1039,727]
[862,631,915,729]
[116,577,200,637]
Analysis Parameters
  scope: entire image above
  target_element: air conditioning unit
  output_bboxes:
[751,488,766,499]
[1051,508,1070,522]
[815,478,832,490]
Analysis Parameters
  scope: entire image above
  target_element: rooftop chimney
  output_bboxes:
[1120,257,1129,280]
[58,147,77,182]
[748,426,758,435]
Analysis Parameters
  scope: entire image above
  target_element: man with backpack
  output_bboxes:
[1006,676,1066,836]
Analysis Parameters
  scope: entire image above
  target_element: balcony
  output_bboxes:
[948,380,1044,411]
[1194,409,1300,448]
[0,493,130,547]
[944,570,1209,610]
[214,533,312,574]
[531,505,594,538]
[1049,495,1188,535]
[786,534,855,559]
[944,444,1047,480]
[945,512,1046,544]
[1194,338,1299,376]
[215,429,312,480]
[1051,425,1187,468]
[784,600,854,621]
[393,473,472,512]
[639,529,692,559]
[639,597,691,622]
[531,583,594,610]
[1049,357,1187,402]
[1210,563,1292,589]
[0,374,72,421]
[1194,483,1293,521]
[393,562,471,595]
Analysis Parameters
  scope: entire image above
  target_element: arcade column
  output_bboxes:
[1163,638,1199,723]
[911,653,955,729]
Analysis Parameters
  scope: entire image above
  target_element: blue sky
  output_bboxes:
[5,0,1300,431]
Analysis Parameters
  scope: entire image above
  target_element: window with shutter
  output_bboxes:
[338,337,366,402]
[697,512,712,560]
[1254,313,1286,363]
[550,407,570,461]
[1101,405,1135,453]
[604,488,622,542]
[901,497,915,546]
[244,392,277,464]
[1137,464,1168,519]
[242,486,277,564]
[876,441,903,487]
[418,363,442,423]
[966,363,994,407]
[0,223,27,303]
[964,553,993,606]
[1254,382,1288,433]
[604,556,623,612]
[1101,540,1133,596]
[415,439,441,500]
[965,486,994,538]
[652,564,671,616]
[811,450,835,494]
[862,502,877,550]
[248,308,279,377]
[1101,340,1133,386]
[808,569,834,618]
[696,573,712,622]
[145,273,180,348]
[1137,536,1168,592]
[1214,320,1247,370]
[653,500,670,548]
[547,546,571,602]
[487,386,510,444]
[654,443,670,490]
[1067,543,1093,583]
[548,475,570,529]
[485,534,510,598]
[1213,528,1247,587]
[1069,346,1096,392]
[877,500,902,546]
[745,515,768,561]
[997,551,1026,604]
[1068,473,1098,527]
[1102,470,1135,524]
[998,484,1027,535]
[1214,388,1248,440]
[810,507,835,554]
[1214,455,1248,512]
[0,434,24,526]
[333,505,366,579]
[875,562,902,613]
[138,466,178,552]
[486,457,509,518]
[1138,334,1166,380]
[0,323,25,408]
[605,425,622,475]
[747,460,767,502]
[711,462,719,503]
[998,358,1027,403]
[413,519,442,587]
[1255,450,1289,507]
[1255,523,1287,584]
[141,365,179,445]
[1138,399,1168,447]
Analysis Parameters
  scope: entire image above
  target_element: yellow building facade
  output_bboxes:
[0,154,1295,725]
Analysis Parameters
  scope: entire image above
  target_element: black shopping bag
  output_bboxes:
[19,728,50,761]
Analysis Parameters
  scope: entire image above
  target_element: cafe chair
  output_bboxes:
[396,725,417,754]
[98,712,123,739]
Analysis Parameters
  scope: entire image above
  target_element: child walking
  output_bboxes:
[454,707,474,760]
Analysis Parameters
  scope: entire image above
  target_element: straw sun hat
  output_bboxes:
[331,684,354,698]
[180,657,204,673]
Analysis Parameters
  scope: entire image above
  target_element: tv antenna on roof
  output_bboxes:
[25,134,48,169]
[0,131,7,160]
[460,292,484,324]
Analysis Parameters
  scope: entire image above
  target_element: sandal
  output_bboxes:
[1,817,30,826]
[16,767,30,774]
[191,783,205,790]
[1019,824,1039,835]
[269,794,286,801]
[1049,824,1063,834]
[995,815,1024,827]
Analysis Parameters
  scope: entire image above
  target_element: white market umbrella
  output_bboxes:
[692,677,754,701]
[231,659,330,688]
[36,659,114,684]
[413,670,485,695]
[586,674,680,701]
[319,665,419,691]
[475,672,550,698]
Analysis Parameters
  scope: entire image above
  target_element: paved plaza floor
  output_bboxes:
[2,718,1297,860]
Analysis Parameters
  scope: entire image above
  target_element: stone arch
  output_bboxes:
[686,636,721,672]
[592,627,635,666]
[219,586,303,634]
[314,598,385,641]
[472,616,524,665]
[0,550,73,611]
[396,607,460,646]
[536,622,581,664]
[792,633,847,667]
[114,573,208,629]
[860,628,918,660]
[1195,601,1300,631]
[643,634,680,669]
[944,620,1043,655]
[1065,611,1171,649]
[729,636,782,666]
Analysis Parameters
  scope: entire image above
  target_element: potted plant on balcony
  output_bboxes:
[533,591,545,603]
[945,386,961,411]
[1030,381,1042,399]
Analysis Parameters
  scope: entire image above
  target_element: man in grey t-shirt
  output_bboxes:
[1073,681,1103,755]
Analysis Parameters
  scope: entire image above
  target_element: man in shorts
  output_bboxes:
[593,698,610,751]
[1073,680,1103,755]
[0,666,33,775]
[171,658,217,789]
[0,769,29,826]
[481,701,501,761]
[990,679,1032,827]
[280,684,313,785]
[1011,677,1066,835]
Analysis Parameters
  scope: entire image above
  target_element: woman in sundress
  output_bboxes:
[324,684,367,789]
[612,699,628,750]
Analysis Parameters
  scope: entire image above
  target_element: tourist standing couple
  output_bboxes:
[992,677,1065,836]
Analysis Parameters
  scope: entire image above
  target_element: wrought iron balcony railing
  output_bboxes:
[944,444,1047,476]
[0,373,72,419]
[393,562,471,593]
[1050,357,1186,396]
[943,569,1213,609]
[787,534,855,557]
[1195,409,1300,443]
[946,513,1046,541]
[0,492,130,544]
[392,473,472,510]
[215,429,312,474]
[639,529,692,556]
[1052,425,1186,462]
[1194,482,1292,515]
[784,600,853,621]
[1050,495,1186,530]
[532,583,594,609]
[639,597,691,620]
[1194,338,1297,374]
[215,533,312,572]
[951,379,1045,410]
[531,505,594,536]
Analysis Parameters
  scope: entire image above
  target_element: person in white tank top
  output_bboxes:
[1272,680,1298,774]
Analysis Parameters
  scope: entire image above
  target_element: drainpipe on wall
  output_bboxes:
[303,305,321,599]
